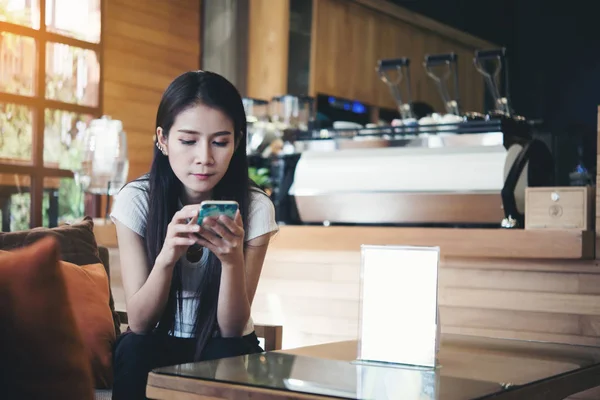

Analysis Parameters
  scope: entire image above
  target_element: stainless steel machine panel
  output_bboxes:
[293,192,503,225]
[288,139,508,225]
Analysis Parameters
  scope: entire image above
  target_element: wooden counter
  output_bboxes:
[94,220,600,355]
[252,225,600,352]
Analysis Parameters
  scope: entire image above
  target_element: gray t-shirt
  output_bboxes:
[110,177,279,337]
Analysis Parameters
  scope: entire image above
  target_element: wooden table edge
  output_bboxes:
[146,371,333,400]
[482,363,600,400]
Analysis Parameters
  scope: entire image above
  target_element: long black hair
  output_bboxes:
[144,70,251,359]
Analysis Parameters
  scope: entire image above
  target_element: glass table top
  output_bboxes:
[152,334,600,400]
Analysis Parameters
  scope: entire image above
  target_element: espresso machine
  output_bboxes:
[276,48,554,228]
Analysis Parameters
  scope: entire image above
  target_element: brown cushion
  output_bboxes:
[0,216,101,264]
[0,216,121,335]
[59,260,116,389]
[0,237,94,399]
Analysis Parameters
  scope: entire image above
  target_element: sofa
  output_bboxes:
[0,217,282,400]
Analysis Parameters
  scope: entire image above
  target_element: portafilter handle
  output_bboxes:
[473,48,511,116]
[423,52,461,116]
[376,58,415,120]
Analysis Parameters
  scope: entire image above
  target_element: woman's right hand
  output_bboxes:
[155,205,201,269]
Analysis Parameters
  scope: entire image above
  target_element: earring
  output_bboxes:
[156,141,168,156]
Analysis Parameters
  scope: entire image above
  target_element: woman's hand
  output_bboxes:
[155,205,201,269]
[195,210,245,267]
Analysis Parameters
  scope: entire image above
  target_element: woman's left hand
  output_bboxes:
[195,210,245,267]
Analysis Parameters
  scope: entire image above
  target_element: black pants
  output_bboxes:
[111,330,263,400]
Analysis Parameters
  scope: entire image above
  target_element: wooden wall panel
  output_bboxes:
[102,0,201,181]
[247,0,290,101]
[310,0,491,114]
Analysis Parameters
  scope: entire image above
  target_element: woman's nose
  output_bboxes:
[195,142,214,164]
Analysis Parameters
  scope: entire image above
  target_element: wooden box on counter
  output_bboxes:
[525,186,595,231]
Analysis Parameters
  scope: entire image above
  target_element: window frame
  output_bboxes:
[0,0,104,228]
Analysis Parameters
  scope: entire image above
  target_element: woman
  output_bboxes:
[110,70,278,399]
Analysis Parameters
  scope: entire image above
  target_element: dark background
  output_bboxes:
[390,0,600,183]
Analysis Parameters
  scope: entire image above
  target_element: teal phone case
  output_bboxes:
[197,203,238,225]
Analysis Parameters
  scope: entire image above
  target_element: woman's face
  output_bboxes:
[157,103,236,203]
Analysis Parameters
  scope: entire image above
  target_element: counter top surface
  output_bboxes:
[270,225,595,260]
[93,219,594,260]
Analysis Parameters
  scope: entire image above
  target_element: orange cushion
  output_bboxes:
[0,248,116,389]
[0,237,94,399]
[59,260,116,388]
[0,216,122,336]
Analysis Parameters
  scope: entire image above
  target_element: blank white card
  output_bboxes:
[358,245,440,368]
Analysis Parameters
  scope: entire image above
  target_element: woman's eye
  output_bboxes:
[180,140,195,145]
[213,141,229,147]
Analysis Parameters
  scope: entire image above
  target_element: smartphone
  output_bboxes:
[196,200,239,226]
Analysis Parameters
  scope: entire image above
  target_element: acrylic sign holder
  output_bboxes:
[356,245,441,369]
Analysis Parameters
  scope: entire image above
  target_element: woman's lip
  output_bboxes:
[192,173,214,180]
